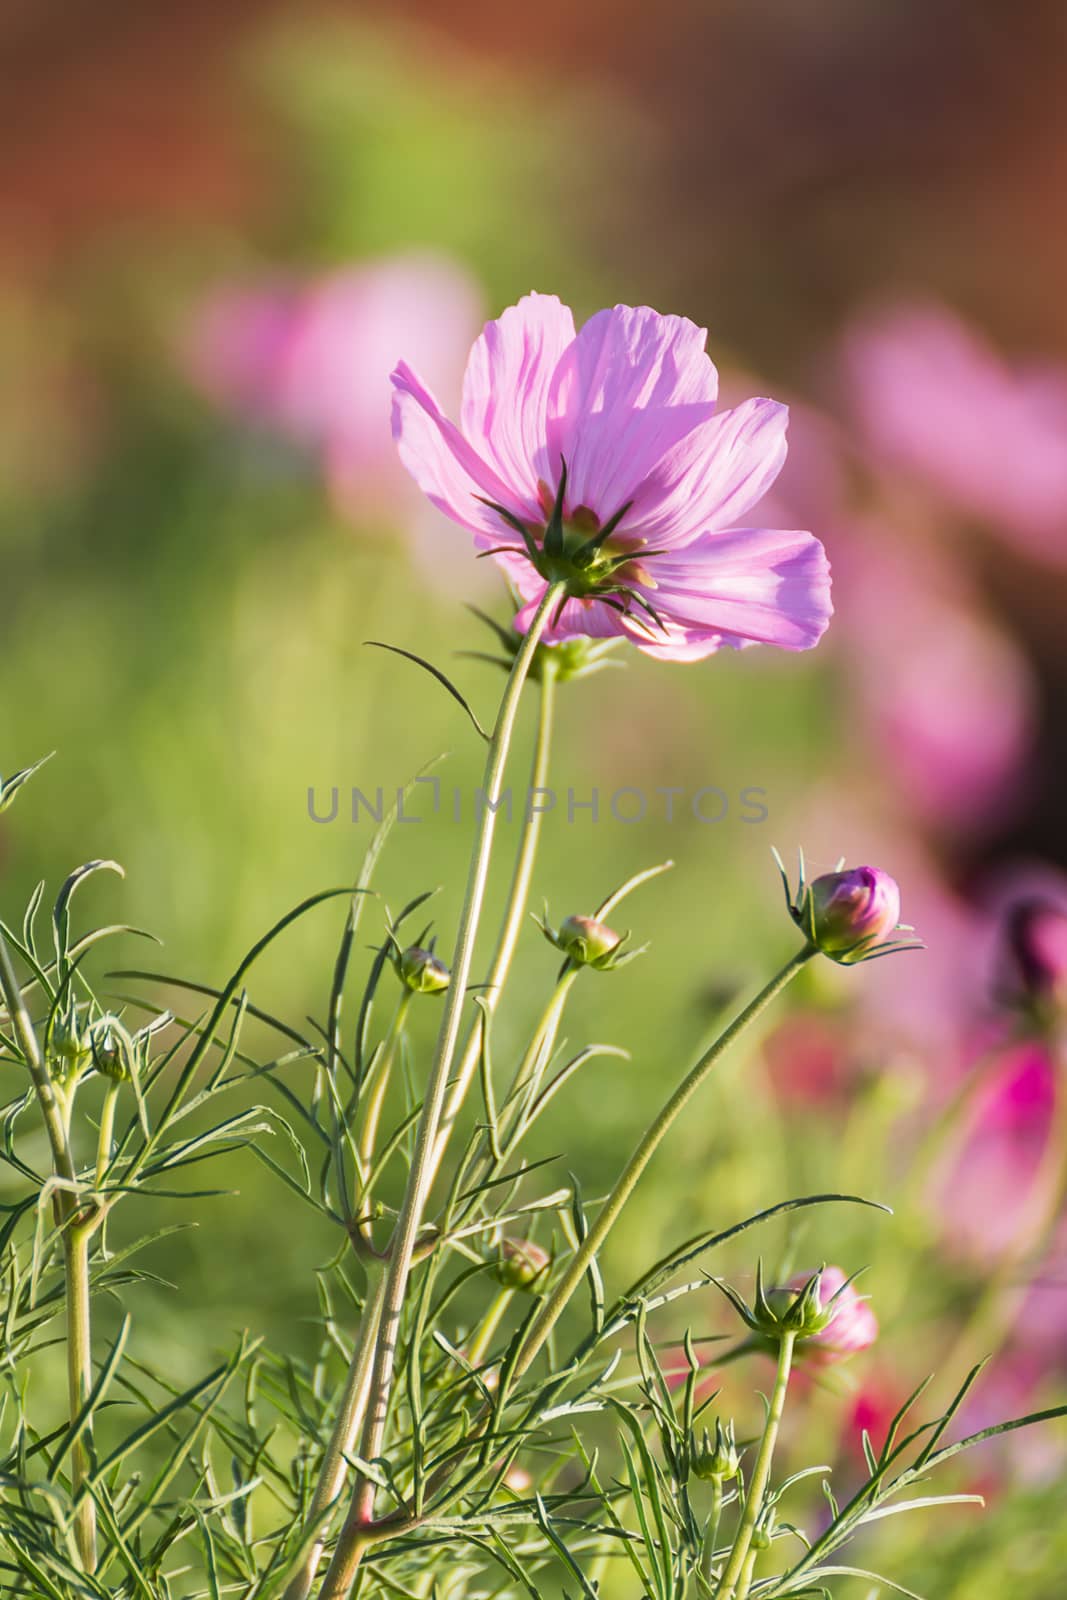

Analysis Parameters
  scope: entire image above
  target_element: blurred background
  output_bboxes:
[3,0,1067,1592]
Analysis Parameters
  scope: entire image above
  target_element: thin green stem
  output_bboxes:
[65,1221,97,1571]
[320,582,565,1600]
[714,1331,795,1600]
[428,658,558,1184]
[95,1082,120,1191]
[733,1547,758,1600]
[512,947,813,1382]
[699,1477,724,1586]
[0,932,97,1570]
[283,1268,388,1600]
[465,1287,513,1371]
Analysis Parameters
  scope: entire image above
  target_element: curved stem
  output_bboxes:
[714,1331,795,1600]
[428,658,559,1184]
[320,582,565,1600]
[511,947,813,1382]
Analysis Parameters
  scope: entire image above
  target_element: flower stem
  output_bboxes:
[320,582,565,1600]
[699,1476,724,1586]
[283,1268,388,1600]
[714,1331,795,1600]
[428,656,559,1184]
[66,1220,97,1571]
[0,932,97,1570]
[465,1287,513,1370]
[511,947,813,1383]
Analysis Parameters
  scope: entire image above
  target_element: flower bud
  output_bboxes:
[787,1266,878,1362]
[1004,899,1067,1009]
[89,1019,133,1083]
[690,1417,740,1482]
[805,866,902,963]
[556,915,622,967]
[714,1261,876,1358]
[397,945,450,995]
[491,1237,551,1294]
[48,1009,90,1077]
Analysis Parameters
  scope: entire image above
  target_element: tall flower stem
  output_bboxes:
[510,947,813,1383]
[283,1268,387,1600]
[714,1331,796,1600]
[428,655,559,1184]
[320,582,565,1600]
[0,931,96,1570]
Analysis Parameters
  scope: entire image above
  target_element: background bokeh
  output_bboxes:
[3,1,1067,1592]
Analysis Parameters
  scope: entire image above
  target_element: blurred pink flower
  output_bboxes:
[790,1266,879,1361]
[183,252,484,520]
[955,1354,1065,1493]
[765,1013,851,1108]
[978,862,1067,1015]
[932,1041,1058,1263]
[833,530,1036,835]
[392,293,832,660]
[840,302,1067,566]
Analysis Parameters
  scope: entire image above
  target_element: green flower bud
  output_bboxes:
[90,1020,132,1082]
[690,1417,740,1483]
[557,915,622,966]
[397,945,450,995]
[48,1009,90,1077]
[492,1238,551,1294]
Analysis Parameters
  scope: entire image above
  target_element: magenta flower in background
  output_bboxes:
[183,253,484,518]
[392,294,832,660]
[833,531,1036,835]
[932,1041,1058,1263]
[840,301,1067,566]
[789,1266,879,1362]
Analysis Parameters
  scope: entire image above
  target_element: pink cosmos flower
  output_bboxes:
[789,1266,879,1362]
[391,294,832,660]
[840,302,1067,567]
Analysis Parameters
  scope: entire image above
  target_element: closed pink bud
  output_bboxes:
[807,866,902,963]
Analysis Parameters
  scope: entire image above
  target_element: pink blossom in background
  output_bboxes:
[931,1041,1058,1264]
[833,530,1036,836]
[977,861,1067,1014]
[392,293,832,660]
[183,253,485,521]
[840,302,1067,567]
[790,1265,879,1362]
[954,1354,1065,1493]
[765,1013,852,1108]
[843,1375,906,1470]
